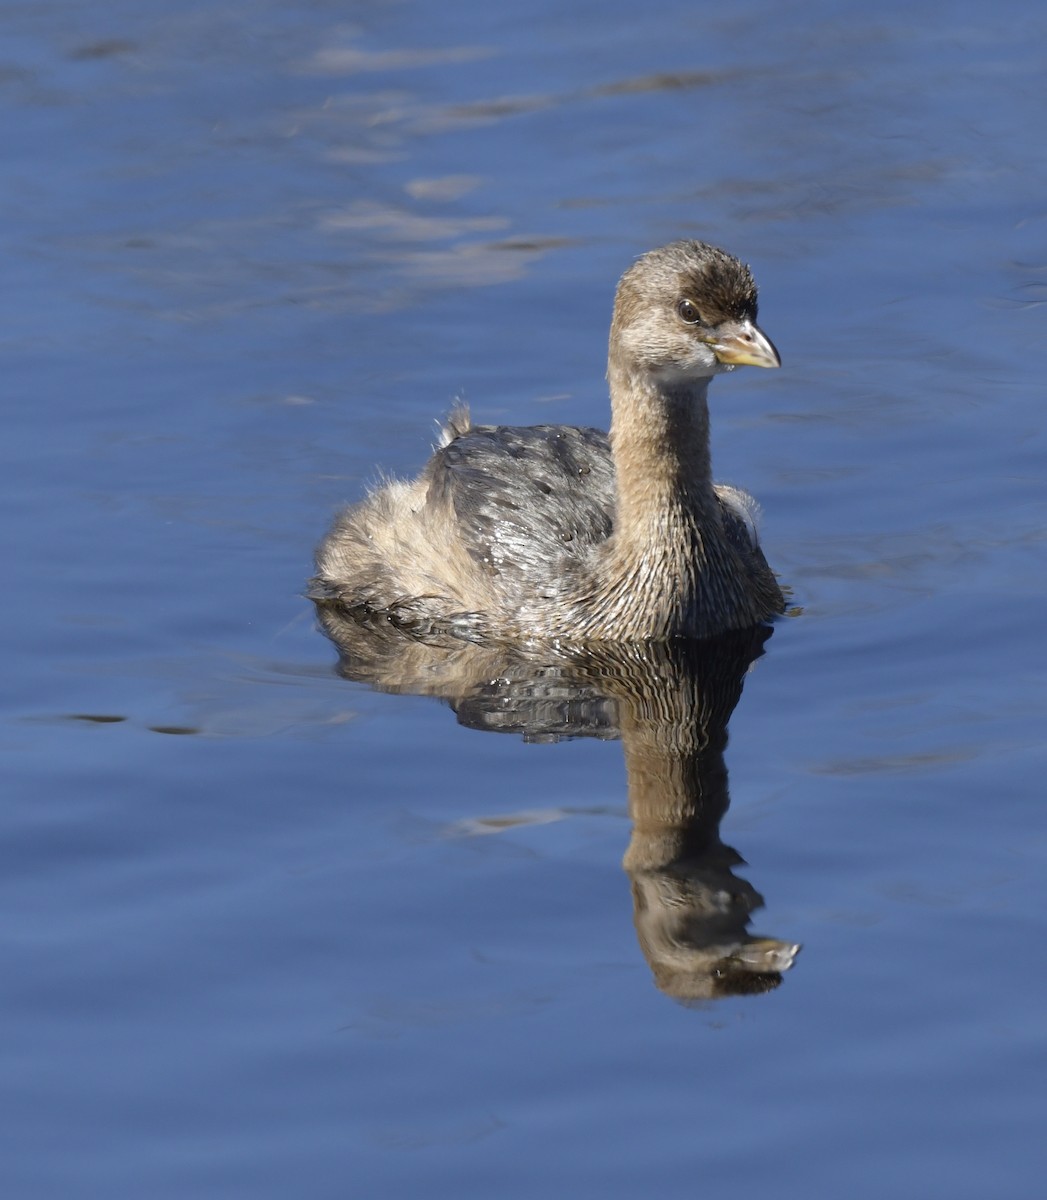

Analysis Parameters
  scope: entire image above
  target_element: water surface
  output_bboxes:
[3,2,1045,1197]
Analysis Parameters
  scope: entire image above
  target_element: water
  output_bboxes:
[3,1,1045,1196]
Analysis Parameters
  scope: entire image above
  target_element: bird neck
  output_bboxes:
[607,362,719,533]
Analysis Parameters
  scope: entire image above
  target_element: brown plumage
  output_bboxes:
[311,240,785,643]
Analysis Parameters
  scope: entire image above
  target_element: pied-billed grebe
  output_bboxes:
[311,240,785,642]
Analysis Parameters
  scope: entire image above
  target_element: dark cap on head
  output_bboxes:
[623,239,759,324]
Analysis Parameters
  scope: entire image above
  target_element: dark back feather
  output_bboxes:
[424,423,616,590]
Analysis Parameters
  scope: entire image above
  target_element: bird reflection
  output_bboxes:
[315,603,800,1001]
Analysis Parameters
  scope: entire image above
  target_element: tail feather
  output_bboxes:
[437,401,471,447]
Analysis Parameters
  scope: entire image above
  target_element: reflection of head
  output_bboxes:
[631,861,800,1002]
[314,606,800,1001]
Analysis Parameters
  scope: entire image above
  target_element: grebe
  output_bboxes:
[311,240,784,642]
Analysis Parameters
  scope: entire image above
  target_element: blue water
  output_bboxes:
[3,1,1045,1196]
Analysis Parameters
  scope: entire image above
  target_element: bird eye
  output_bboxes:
[676,299,702,324]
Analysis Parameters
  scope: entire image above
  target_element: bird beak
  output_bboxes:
[712,320,781,369]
